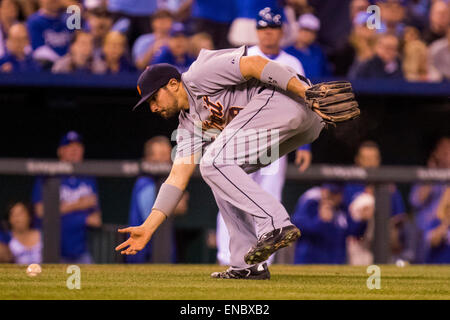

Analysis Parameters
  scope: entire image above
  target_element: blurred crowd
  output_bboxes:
[0,0,448,81]
[0,132,449,265]
[290,138,450,265]
[0,131,188,264]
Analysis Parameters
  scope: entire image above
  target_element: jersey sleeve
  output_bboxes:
[182,46,247,96]
[173,110,207,160]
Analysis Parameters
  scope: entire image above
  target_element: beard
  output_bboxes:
[159,104,179,119]
[159,91,180,119]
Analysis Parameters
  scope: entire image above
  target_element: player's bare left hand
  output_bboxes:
[115,225,152,255]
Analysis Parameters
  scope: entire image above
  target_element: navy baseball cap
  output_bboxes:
[59,131,83,147]
[132,63,181,111]
[257,7,283,29]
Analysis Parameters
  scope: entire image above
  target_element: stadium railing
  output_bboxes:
[0,158,449,264]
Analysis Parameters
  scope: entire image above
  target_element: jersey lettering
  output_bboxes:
[202,96,244,131]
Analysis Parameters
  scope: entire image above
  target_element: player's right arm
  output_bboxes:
[115,154,197,255]
[186,46,307,99]
[239,55,307,99]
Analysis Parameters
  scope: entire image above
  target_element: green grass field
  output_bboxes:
[1,264,449,300]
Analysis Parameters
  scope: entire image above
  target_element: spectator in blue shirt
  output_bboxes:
[150,23,194,73]
[27,0,73,69]
[344,141,412,264]
[132,9,174,71]
[292,183,370,264]
[127,136,188,263]
[32,131,102,264]
[0,0,21,59]
[0,23,39,73]
[284,13,331,78]
[190,0,236,49]
[425,187,450,263]
[410,136,450,263]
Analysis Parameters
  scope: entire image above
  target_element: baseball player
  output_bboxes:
[115,42,359,279]
[216,7,311,266]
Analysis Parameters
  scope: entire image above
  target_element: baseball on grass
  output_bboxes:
[26,263,42,277]
[396,259,407,268]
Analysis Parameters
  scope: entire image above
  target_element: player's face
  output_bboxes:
[257,27,283,49]
[148,87,179,119]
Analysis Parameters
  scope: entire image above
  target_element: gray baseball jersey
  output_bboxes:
[174,46,324,268]
[176,46,266,159]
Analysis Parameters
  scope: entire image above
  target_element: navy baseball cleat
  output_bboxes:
[211,263,270,280]
[244,225,301,265]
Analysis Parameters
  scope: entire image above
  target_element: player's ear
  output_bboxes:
[167,78,179,91]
